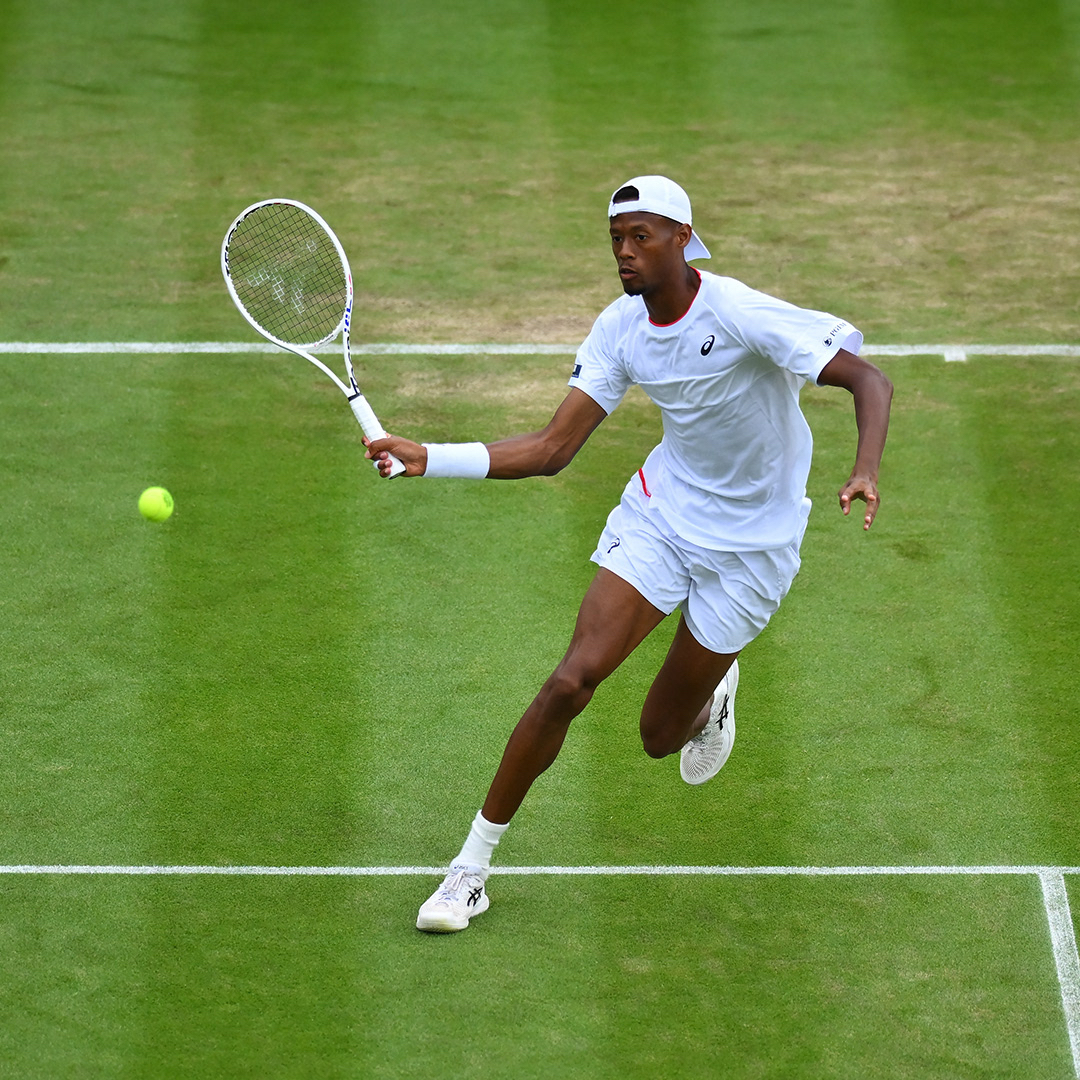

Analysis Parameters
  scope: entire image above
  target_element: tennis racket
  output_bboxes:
[221,198,405,477]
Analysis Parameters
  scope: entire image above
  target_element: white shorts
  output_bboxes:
[590,476,809,654]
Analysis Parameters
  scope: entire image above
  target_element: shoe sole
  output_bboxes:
[416,893,490,933]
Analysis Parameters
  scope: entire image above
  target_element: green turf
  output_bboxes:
[1,0,1079,344]
[0,875,1071,1079]
[1,0,1078,1076]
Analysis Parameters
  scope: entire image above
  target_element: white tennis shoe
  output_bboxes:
[416,864,490,933]
[680,659,738,785]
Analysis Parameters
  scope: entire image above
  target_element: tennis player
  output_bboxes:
[366,175,893,933]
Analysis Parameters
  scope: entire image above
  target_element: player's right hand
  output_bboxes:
[364,435,427,478]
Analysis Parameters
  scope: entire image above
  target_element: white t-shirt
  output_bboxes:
[568,270,862,551]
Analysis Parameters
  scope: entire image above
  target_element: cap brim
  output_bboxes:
[684,230,711,261]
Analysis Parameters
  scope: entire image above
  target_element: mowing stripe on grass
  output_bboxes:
[1,342,1079,359]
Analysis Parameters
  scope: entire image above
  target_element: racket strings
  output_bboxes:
[226,202,348,347]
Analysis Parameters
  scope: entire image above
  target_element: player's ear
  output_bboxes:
[673,222,692,251]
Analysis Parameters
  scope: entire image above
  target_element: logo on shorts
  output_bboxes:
[606,537,621,554]
[700,335,715,356]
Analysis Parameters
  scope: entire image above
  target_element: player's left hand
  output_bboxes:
[838,475,881,530]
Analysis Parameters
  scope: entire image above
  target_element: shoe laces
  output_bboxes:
[688,720,717,750]
[436,866,481,903]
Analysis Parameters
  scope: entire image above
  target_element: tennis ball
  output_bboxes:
[138,486,174,522]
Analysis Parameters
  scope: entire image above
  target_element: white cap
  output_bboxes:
[607,175,711,262]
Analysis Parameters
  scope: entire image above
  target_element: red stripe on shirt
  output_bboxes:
[638,468,651,497]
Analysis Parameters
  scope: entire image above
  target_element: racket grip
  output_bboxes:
[349,394,406,478]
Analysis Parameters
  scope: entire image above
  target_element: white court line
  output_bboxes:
[1041,870,1080,1077]
[1,342,1080,359]
[2,863,1077,876]
[3,862,1076,1071]
[0,342,577,355]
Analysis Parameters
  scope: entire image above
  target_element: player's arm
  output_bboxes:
[364,388,608,479]
[817,348,894,530]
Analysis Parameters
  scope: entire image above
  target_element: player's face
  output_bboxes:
[609,212,690,296]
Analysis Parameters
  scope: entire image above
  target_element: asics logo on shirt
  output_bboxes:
[606,538,621,554]
[700,335,715,356]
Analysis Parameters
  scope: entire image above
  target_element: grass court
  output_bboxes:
[1,0,1078,1076]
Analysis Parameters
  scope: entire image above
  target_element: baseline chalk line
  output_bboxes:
[1,863,1077,876]
[0,342,577,356]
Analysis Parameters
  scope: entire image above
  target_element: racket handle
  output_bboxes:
[349,394,406,478]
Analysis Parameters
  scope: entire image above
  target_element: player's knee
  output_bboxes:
[641,734,668,759]
[640,726,676,759]
[543,663,600,716]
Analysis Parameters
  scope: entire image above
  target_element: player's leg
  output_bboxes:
[638,614,738,759]
[481,566,668,825]
[638,527,809,784]
[416,567,666,932]
[419,475,691,932]
[638,614,741,785]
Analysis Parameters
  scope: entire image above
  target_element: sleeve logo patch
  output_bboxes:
[824,321,846,347]
[571,363,582,378]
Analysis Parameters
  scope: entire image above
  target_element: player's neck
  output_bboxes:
[645,265,702,327]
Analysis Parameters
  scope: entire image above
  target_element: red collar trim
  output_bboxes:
[648,268,702,327]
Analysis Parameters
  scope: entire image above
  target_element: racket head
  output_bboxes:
[221,199,353,352]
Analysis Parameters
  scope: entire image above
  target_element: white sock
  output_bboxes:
[453,810,509,872]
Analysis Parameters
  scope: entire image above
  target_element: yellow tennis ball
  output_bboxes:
[138,486,174,522]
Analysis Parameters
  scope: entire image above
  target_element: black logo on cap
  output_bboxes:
[700,335,715,356]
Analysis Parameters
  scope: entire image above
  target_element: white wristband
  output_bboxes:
[422,442,490,479]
